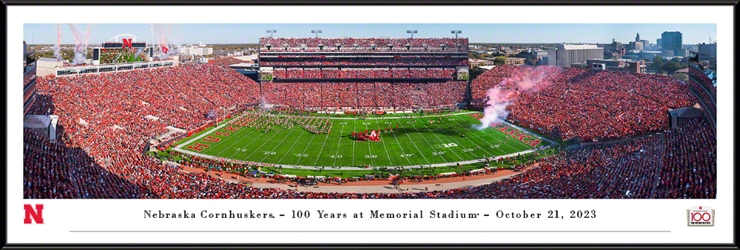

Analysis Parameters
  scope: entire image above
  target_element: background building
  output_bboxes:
[469,58,495,69]
[603,41,625,59]
[179,42,214,56]
[628,41,644,51]
[548,44,604,67]
[505,57,526,65]
[697,42,717,61]
[587,59,646,74]
[661,31,683,57]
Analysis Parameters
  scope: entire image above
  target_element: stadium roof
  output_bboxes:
[208,57,246,66]
[235,55,258,61]
[38,57,62,62]
[24,115,51,129]
[230,62,257,67]
[674,107,703,118]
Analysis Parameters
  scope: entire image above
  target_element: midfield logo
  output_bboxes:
[687,206,714,226]
[24,204,44,224]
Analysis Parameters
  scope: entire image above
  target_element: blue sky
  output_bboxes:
[24,23,717,45]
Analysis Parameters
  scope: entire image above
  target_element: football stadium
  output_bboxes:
[23,34,716,199]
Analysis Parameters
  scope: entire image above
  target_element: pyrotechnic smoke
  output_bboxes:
[261,96,272,111]
[67,24,95,65]
[54,24,63,61]
[150,24,181,60]
[474,67,556,130]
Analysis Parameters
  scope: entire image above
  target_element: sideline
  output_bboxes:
[501,120,560,146]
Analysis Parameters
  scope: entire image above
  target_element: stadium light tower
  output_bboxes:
[266,29,277,38]
[406,30,418,38]
[311,29,322,38]
[451,30,462,39]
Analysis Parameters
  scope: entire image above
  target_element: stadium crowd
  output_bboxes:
[262,81,466,109]
[689,64,717,99]
[24,67,36,87]
[23,60,715,199]
[25,64,260,198]
[261,58,468,67]
[472,65,698,141]
[24,107,715,199]
[272,68,456,79]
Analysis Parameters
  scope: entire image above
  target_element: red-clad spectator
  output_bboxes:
[472,65,697,141]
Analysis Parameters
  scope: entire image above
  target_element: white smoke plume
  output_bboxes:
[54,24,63,61]
[150,24,180,60]
[261,96,272,111]
[67,24,95,65]
[474,66,557,130]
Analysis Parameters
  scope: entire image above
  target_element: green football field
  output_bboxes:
[175,112,548,168]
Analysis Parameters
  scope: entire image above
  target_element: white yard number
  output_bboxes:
[384,122,392,124]
[432,151,446,156]
[463,148,474,152]
[365,155,378,159]
[263,151,276,155]
[295,153,308,157]
[443,143,458,148]
[339,122,348,125]
[329,155,343,159]
[490,145,500,148]
[400,154,414,158]
[235,148,248,152]
[362,122,370,125]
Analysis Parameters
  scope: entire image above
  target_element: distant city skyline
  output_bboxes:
[24,23,717,45]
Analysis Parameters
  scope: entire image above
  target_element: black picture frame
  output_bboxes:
[3,0,737,249]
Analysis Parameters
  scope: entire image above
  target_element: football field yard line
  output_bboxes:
[395,119,431,164]
[374,119,395,166]
[296,132,318,165]
[448,117,525,155]
[210,125,260,157]
[259,125,301,162]
[242,127,285,160]
[275,127,307,164]
[412,119,465,162]
[330,123,346,166]
[352,121,356,166]
[443,117,509,157]
[178,112,540,168]
[215,115,276,158]
[442,116,503,157]
[306,132,330,166]
[407,119,455,163]
[385,120,413,165]
[429,117,485,158]
[222,128,270,160]
[363,123,375,166]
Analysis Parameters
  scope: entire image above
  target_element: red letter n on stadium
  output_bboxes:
[122,38,133,49]
[24,204,44,224]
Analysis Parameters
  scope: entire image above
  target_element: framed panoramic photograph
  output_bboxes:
[4,2,736,249]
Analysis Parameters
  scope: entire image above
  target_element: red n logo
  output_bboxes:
[161,46,169,54]
[122,38,133,49]
[24,204,44,224]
